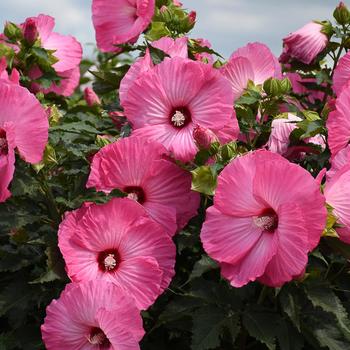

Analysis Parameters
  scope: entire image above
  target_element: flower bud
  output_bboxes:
[193,125,217,149]
[333,2,350,25]
[84,87,101,107]
[160,5,168,13]
[4,21,22,41]
[263,78,281,96]
[109,111,127,129]
[173,0,183,7]
[188,11,197,25]
[23,18,38,45]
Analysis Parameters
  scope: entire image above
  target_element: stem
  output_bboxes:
[38,171,61,225]
[257,285,268,305]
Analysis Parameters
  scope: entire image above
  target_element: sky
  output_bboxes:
[0,0,342,59]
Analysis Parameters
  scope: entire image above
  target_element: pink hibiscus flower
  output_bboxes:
[324,164,350,244]
[87,136,199,236]
[267,114,325,157]
[200,150,327,287]
[327,84,350,158]
[58,197,176,309]
[327,145,350,181]
[119,38,188,105]
[0,57,19,84]
[221,42,281,101]
[280,22,328,65]
[122,57,233,162]
[0,79,48,202]
[151,36,188,58]
[333,51,350,95]
[286,72,325,103]
[92,0,155,52]
[30,66,81,97]
[119,49,153,106]
[23,14,82,96]
[42,280,144,349]
[193,38,214,64]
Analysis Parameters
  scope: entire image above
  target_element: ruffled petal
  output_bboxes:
[201,206,262,264]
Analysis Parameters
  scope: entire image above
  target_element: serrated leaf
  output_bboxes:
[189,255,218,281]
[191,305,233,350]
[276,320,304,350]
[279,287,301,331]
[305,284,350,337]
[243,306,280,350]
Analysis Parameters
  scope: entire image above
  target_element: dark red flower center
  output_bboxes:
[124,186,146,204]
[88,327,110,348]
[169,106,192,128]
[0,128,8,156]
[254,208,278,233]
[97,249,120,272]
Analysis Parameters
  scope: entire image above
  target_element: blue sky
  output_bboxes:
[0,0,342,58]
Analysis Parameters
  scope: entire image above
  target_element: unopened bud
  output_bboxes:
[188,11,197,25]
[84,87,101,107]
[334,2,350,25]
[193,125,217,149]
[109,111,127,129]
[23,18,38,45]
[160,5,168,13]
[173,0,183,7]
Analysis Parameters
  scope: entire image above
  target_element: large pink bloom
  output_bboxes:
[201,150,327,287]
[324,164,350,244]
[280,22,328,65]
[122,57,233,162]
[119,38,188,105]
[333,51,350,96]
[92,0,155,52]
[42,280,144,350]
[0,80,48,202]
[87,136,199,236]
[221,42,281,101]
[327,84,350,158]
[24,14,82,96]
[58,197,176,309]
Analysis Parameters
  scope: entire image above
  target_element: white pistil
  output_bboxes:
[127,192,138,201]
[171,110,186,127]
[104,254,117,270]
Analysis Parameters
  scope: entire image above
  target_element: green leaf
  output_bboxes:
[296,119,325,139]
[279,288,301,331]
[312,322,350,350]
[191,305,238,350]
[148,45,170,64]
[145,21,171,41]
[305,283,350,337]
[189,255,218,281]
[302,110,321,121]
[191,166,217,195]
[243,306,280,350]
[325,237,350,259]
[276,320,304,350]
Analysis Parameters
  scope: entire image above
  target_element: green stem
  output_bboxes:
[38,171,61,225]
[257,285,269,305]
